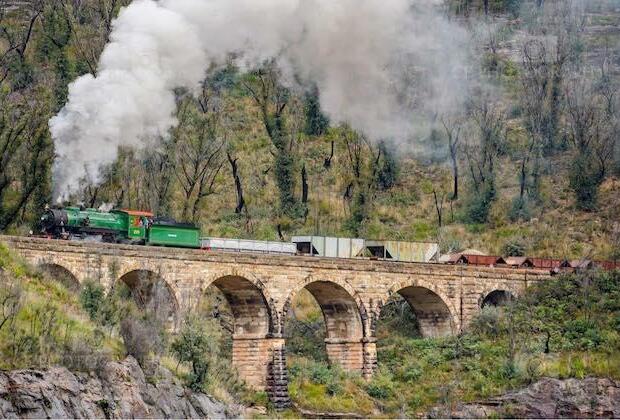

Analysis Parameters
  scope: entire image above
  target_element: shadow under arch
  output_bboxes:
[379,281,458,338]
[206,275,275,338]
[38,263,80,291]
[117,269,180,327]
[480,289,516,308]
[284,279,365,341]
[283,279,367,372]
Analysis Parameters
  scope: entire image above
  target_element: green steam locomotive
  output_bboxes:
[40,206,200,248]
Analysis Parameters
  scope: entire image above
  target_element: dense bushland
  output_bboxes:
[0,0,619,261]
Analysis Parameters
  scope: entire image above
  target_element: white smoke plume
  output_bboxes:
[50,0,470,198]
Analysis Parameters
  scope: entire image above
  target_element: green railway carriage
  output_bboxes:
[148,220,201,248]
[40,206,200,248]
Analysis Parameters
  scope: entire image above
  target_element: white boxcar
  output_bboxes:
[292,236,439,262]
[291,236,366,259]
[201,237,296,254]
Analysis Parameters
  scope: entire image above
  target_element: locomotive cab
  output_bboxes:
[115,209,154,242]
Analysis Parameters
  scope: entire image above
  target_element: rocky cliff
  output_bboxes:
[430,377,620,418]
[0,357,240,419]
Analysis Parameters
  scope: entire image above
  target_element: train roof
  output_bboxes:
[117,209,154,217]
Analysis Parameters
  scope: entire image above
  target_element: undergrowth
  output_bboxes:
[286,270,620,417]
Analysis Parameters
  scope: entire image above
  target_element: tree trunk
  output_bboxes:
[323,141,334,168]
[483,0,489,15]
[450,149,459,200]
[227,152,245,214]
[519,156,527,200]
[433,190,443,227]
[301,164,308,204]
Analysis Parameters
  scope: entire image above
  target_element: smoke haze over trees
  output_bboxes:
[48,0,471,199]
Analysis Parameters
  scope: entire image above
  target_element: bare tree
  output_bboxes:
[243,62,301,217]
[0,102,53,230]
[464,101,506,193]
[58,0,130,76]
[323,140,334,169]
[226,151,245,214]
[142,139,176,215]
[433,188,446,227]
[0,0,44,85]
[518,39,551,203]
[0,273,22,332]
[441,116,462,200]
[174,95,225,222]
[564,78,614,210]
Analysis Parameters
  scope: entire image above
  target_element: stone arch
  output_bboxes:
[283,276,366,372]
[203,274,276,338]
[283,276,366,340]
[480,289,517,308]
[38,263,80,291]
[201,271,282,392]
[378,279,459,338]
[117,269,180,327]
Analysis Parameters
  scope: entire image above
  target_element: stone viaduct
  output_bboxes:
[1,235,550,407]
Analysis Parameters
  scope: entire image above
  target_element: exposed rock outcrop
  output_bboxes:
[0,357,240,419]
[430,377,620,419]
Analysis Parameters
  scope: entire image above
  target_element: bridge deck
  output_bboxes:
[0,235,551,279]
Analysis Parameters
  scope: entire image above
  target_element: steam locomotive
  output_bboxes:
[40,206,200,248]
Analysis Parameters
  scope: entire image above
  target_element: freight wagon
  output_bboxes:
[201,237,296,254]
[291,236,440,263]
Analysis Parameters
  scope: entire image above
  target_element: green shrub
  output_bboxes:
[464,181,496,224]
[80,280,105,321]
[366,379,393,399]
[502,237,527,257]
[171,316,220,391]
[310,363,335,385]
[399,364,422,383]
[563,319,603,350]
[376,141,399,190]
[569,153,604,211]
[508,196,531,222]
[326,380,343,396]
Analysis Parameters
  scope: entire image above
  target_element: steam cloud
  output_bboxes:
[50,0,469,198]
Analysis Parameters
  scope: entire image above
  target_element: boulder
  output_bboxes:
[0,357,240,419]
[429,377,620,418]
